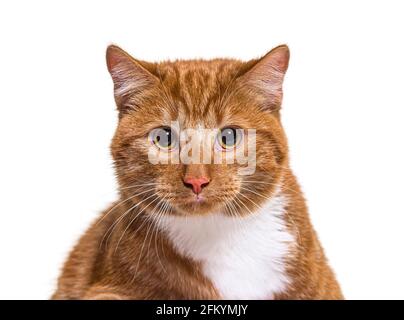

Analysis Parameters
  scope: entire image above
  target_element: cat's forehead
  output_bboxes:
[155,59,245,127]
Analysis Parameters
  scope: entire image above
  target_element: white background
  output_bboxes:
[1,0,403,299]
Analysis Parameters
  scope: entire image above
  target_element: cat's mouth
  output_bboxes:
[191,194,205,203]
[155,185,240,216]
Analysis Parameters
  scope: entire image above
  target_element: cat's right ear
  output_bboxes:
[106,45,158,114]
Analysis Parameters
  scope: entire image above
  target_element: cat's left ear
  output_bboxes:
[106,45,159,114]
[238,45,290,111]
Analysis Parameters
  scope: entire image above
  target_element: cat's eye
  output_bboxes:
[217,127,243,150]
[149,127,177,151]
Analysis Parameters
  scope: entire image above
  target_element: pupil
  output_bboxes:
[160,128,171,147]
[222,128,236,146]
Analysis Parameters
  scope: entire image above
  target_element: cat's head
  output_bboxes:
[107,45,290,216]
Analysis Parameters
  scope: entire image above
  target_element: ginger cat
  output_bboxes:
[52,44,343,300]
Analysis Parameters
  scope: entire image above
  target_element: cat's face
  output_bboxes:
[107,45,289,216]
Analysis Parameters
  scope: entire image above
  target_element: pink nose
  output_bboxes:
[183,176,210,194]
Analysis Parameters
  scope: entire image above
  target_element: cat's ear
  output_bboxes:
[106,45,158,114]
[238,45,290,111]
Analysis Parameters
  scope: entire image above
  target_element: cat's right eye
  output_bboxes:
[149,127,178,151]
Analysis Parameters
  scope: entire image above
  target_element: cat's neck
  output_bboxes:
[155,187,295,299]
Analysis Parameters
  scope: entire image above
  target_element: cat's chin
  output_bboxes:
[172,198,221,216]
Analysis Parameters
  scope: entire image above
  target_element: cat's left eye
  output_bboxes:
[217,127,243,150]
[149,127,178,151]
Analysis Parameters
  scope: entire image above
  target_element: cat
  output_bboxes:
[52,44,343,299]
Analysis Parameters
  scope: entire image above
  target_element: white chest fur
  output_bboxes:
[157,192,294,299]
